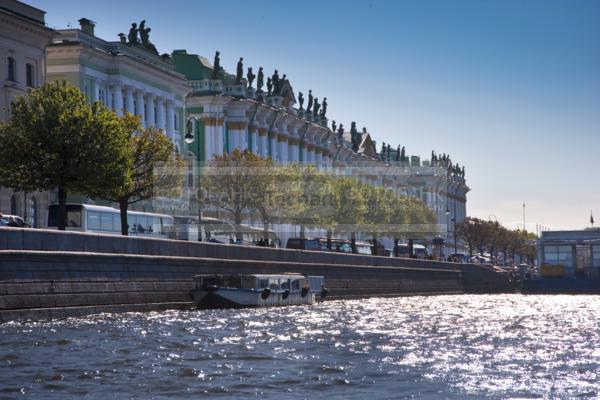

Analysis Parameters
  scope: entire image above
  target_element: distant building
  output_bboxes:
[46,18,190,150]
[0,0,54,226]
[538,229,600,277]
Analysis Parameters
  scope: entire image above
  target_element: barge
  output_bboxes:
[192,273,327,309]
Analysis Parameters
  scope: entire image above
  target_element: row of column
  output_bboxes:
[103,82,176,141]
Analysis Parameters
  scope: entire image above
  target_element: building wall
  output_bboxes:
[0,0,54,225]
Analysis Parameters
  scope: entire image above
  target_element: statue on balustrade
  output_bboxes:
[298,92,304,110]
[127,23,139,44]
[350,122,360,152]
[396,145,401,161]
[138,20,158,54]
[257,67,264,92]
[321,97,327,118]
[337,124,344,141]
[246,67,255,88]
[462,166,465,177]
[212,51,221,79]
[380,141,386,156]
[118,33,126,44]
[386,144,391,161]
[272,70,280,95]
[313,98,320,118]
[236,57,244,84]
[331,120,337,132]
[267,77,273,95]
[401,146,406,161]
[306,90,313,112]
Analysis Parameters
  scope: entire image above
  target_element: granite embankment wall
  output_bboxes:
[0,228,515,320]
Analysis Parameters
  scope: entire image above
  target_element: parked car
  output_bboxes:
[395,243,430,259]
[286,238,323,251]
[0,215,30,228]
[447,252,471,263]
[470,255,492,264]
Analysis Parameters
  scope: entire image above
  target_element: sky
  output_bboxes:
[30,0,600,232]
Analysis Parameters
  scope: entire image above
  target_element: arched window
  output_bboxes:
[28,197,38,227]
[10,194,17,215]
[7,56,16,81]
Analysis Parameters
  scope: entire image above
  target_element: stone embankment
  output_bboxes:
[0,228,515,321]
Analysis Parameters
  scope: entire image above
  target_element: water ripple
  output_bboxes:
[1,295,599,399]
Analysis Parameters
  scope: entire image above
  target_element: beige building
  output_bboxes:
[0,0,54,226]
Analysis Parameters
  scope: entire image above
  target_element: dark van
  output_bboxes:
[286,238,322,251]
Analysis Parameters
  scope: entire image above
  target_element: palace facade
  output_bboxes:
[1,3,469,253]
[0,0,54,226]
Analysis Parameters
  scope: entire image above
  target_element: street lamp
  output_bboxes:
[185,117,195,144]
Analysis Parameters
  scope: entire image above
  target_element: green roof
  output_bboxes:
[171,50,213,80]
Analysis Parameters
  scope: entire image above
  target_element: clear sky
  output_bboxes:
[30,0,600,232]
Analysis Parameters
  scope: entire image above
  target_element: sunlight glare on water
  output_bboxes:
[1,295,599,399]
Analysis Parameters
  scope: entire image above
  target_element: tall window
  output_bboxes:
[26,63,34,87]
[10,194,17,215]
[28,197,37,227]
[593,245,600,267]
[544,245,573,268]
[7,56,16,81]
[174,113,178,130]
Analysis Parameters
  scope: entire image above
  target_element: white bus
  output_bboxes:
[48,204,175,238]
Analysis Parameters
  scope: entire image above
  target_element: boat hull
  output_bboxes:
[193,287,315,309]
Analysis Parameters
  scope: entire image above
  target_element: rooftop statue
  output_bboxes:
[381,141,386,155]
[321,97,327,118]
[400,146,406,161]
[212,51,221,79]
[257,67,264,92]
[127,23,138,45]
[272,70,280,95]
[462,166,465,177]
[386,144,391,161]
[396,145,401,161]
[313,98,320,118]
[351,122,359,152]
[118,33,126,44]
[138,20,158,54]
[266,77,273,95]
[337,124,344,140]
[331,120,336,132]
[306,90,313,112]
[246,67,255,88]
[298,92,304,110]
[236,57,244,84]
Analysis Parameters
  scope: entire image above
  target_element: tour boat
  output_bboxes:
[192,273,327,309]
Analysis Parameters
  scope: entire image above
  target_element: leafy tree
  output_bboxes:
[92,125,184,235]
[200,149,265,241]
[0,81,131,230]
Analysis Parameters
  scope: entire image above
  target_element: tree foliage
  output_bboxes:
[0,81,132,230]
[92,125,184,235]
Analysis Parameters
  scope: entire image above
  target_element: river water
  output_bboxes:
[1,295,599,399]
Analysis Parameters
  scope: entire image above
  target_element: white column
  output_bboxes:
[146,94,155,128]
[279,137,288,164]
[166,101,175,141]
[270,134,278,162]
[95,79,102,103]
[135,90,145,128]
[113,84,123,116]
[259,132,268,157]
[250,128,259,154]
[156,98,165,131]
[204,119,213,161]
[125,87,134,115]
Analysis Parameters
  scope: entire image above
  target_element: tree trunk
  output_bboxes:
[234,210,243,242]
[394,238,399,257]
[263,219,269,242]
[57,187,67,231]
[327,229,332,250]
[119,198,129,236]
[197,210,203,242]
[351,231,357,254]
[371,234,377,255]
[300,224,305,239]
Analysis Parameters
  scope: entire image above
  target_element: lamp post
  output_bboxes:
[446,207,451,256]
[186,116,202,241]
